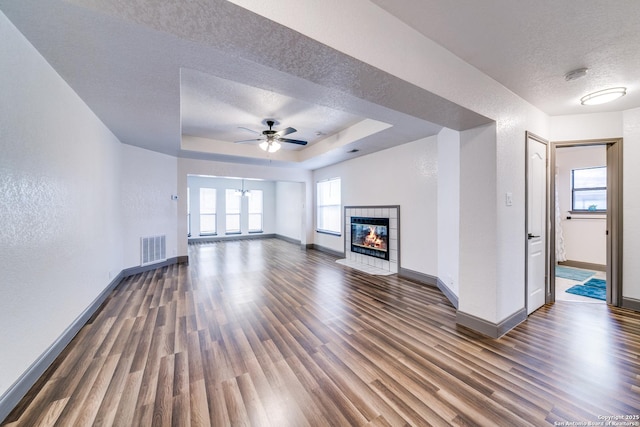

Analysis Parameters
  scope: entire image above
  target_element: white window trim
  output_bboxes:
[248,190,263,233]
[225,189,242,234]
[316,177,342,235]
[199,187,217,236]
[571,166,607,213]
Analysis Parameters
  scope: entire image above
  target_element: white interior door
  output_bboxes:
[527,136,547,314]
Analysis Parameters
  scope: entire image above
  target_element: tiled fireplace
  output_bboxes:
[343,205,399,274]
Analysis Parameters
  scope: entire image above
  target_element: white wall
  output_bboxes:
[17,0,640,411]
[623,108,640,300]
[0,13,123,397]
[121,144,178,268]
[437,128,460,295]
[551,110,640,302]
[458,123,499,320]
[313,136,438,276]
[230,0,550,326]
[550,112,623,141]
[186,175,276,238]
[177,158,312,254]
[555,145,607,265]
[275,181,304,241]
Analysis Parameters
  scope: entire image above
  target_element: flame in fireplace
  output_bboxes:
[364,226,385,249]
[351,218,389,259]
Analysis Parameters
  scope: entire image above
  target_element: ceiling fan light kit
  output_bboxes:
[580,87,627,105]
[235,119,308,153]
[259,140,282,153]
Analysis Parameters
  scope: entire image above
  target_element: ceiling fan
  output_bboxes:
[236,119,308,153]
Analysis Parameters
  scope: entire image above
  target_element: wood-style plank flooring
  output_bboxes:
[3,238,640,426]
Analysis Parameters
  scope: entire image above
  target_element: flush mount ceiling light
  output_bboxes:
[580,87,627,105]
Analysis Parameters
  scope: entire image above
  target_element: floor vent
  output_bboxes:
[141,235,166,266]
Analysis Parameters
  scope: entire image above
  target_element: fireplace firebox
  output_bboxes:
[350,217,389,260]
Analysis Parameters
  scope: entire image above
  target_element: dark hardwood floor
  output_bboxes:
[3,238,640,426]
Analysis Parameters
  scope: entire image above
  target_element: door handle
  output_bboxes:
[527,233,540,240]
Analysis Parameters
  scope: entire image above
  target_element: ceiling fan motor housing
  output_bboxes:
[263,120,277,138]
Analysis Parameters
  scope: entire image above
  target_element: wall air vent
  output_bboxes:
[140,235,166,266]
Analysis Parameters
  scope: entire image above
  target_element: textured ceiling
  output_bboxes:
[179,68,363,151]
[371,0,640,116]
[0,0,489,169]
[4,1,634,169]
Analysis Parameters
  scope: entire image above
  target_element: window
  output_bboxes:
[317,177,341,234]
[248,190,263,233]
[572,166,606,212]
[199,188,216,235]
[225,189,241,233]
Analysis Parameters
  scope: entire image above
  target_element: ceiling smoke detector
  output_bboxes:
[564,68,589,82]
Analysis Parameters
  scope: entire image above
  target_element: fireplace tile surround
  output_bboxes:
[343,205,399,274]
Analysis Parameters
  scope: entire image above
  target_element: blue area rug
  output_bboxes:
[583,278,606,289]
[565,278,606,301]
[555,266,595,282]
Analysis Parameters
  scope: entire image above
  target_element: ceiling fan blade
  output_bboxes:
[275,127,296,137]
[238,126,260,134]
[235,138,264,143]
[279,138,307,146]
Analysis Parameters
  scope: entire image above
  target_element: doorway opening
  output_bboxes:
[549,138,623,306]
[554,145,607,303]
